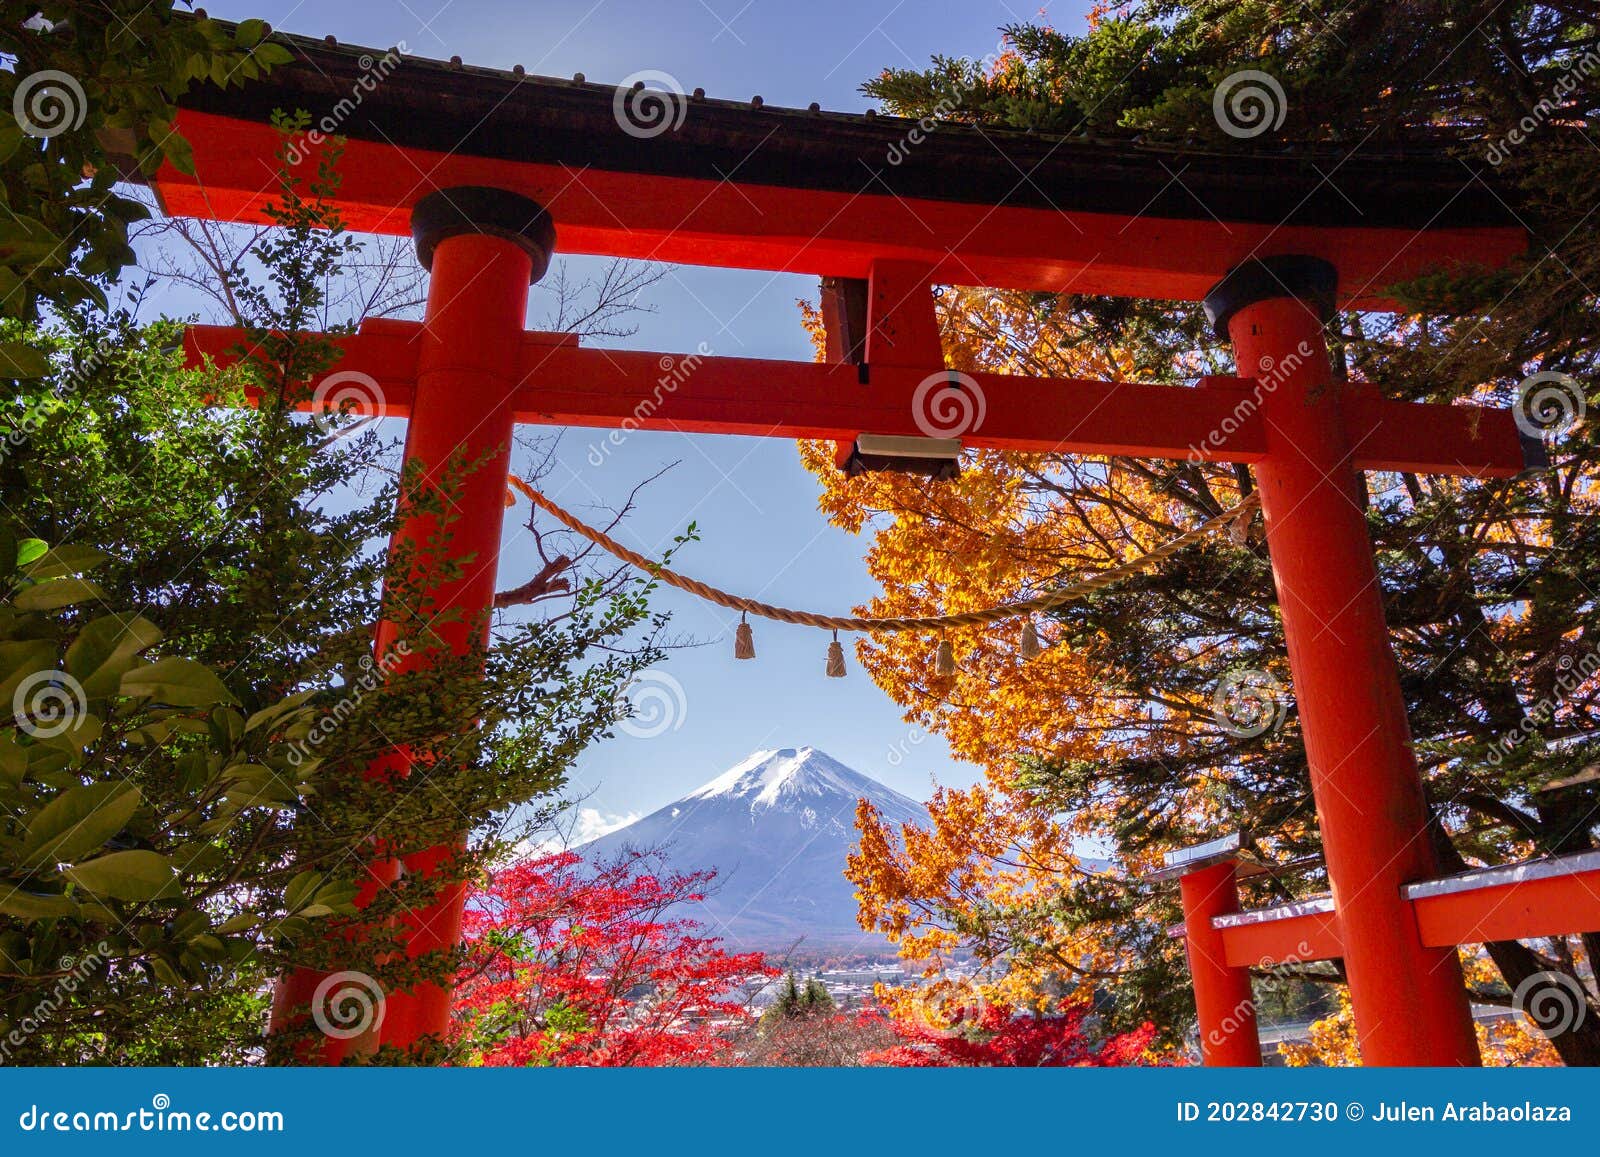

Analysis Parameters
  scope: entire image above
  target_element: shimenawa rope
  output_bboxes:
[507,475,1260,635]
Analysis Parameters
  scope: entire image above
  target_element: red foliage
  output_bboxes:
[865,999,1163,1067]
[453,849,776,1066]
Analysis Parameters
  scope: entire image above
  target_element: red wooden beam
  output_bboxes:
[1188,849,1600,971]
[1406,850,1600,947]
[1213,897,1345,967]
[155,110,1526,311]
[521,349,1272,459]
[1341,387,1529,481]
[183,322,1530,476]
[185,320,419,412]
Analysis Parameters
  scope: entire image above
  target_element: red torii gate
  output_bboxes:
[1158,834,1600,1065]
[150,28,1553,1066]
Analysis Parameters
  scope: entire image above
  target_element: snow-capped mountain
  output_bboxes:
[580,747,926,950]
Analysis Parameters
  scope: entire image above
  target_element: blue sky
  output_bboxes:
[180,0,1092,828]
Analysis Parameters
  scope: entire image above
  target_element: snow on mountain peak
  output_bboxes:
[582,746,929,948]
[687,746,866,808]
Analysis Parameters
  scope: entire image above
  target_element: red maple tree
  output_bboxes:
[453,849,775,1066]
[865,999,1164,1067]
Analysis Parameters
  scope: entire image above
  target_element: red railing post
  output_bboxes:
[1178,858,1262,1066]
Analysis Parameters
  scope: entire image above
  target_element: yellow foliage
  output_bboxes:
[807,286,1591,1054]
[1279,983,1560,1067]
[810,288,1258,1005]
[800,289,1256,794]
[1277,990,1362,1067]
[851,786,1098,1009]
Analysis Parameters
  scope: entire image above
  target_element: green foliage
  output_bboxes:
[866,2,1594,149]
[0,536,332,1062]
[0,129,665,1062]
[802,978,834,1011]
[759,972,835,1032]
[1,4,293,327]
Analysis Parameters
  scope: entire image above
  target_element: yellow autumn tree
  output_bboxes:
[1281,956,1561,1067]
[802,283,1600,1059]
[848,786,1084,1018]
[803,287,1299,1034]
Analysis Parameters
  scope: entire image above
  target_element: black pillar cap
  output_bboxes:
[410,187,556,283]
[1202,255,1338,341]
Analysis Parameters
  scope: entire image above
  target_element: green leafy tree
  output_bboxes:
[0,131,666,1063]
[0,541,338,1063]
[801,978,834,1012]
[768,972,803,1022]
[1,4,291,339]
[759,972,835,1031]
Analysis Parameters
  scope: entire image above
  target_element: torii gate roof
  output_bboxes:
[149,27,1527,307]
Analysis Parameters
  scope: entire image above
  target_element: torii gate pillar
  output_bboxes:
[1207,258,1481,1066]
[273,187,553,1057]
[1178,859,1261,1066]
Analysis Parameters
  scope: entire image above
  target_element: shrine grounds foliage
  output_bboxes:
[451,848,1164,1067]
[1,4,293,339]
[2,1,1598,1067]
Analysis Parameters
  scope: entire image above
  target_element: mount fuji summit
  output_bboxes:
[581,747,926,950]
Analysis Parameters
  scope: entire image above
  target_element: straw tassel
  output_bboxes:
[1229,509,1252,545]
[1019,617,1043,660]
[734,614,756,660]
[825,631,847,677]
[934,637,957,675]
